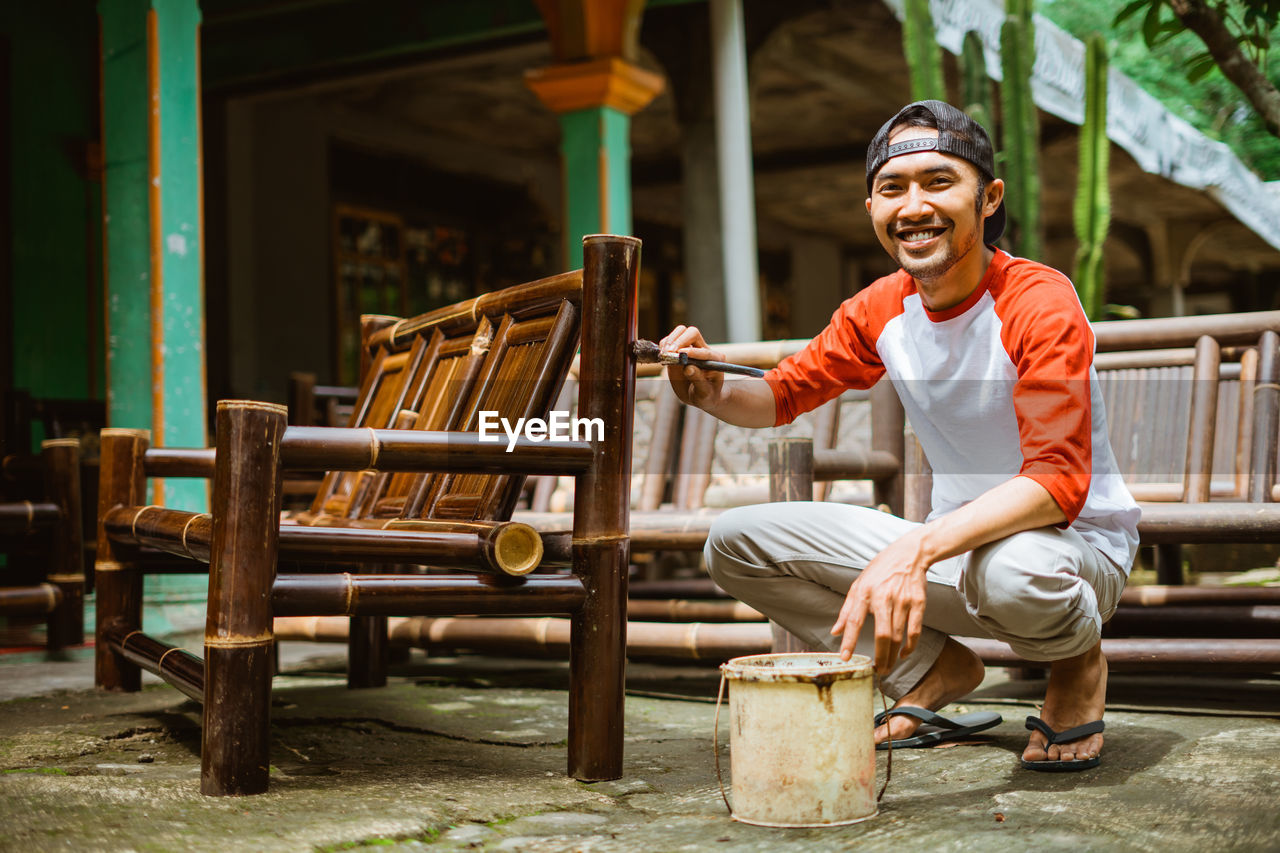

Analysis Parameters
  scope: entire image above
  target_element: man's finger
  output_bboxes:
[838,597,869,661]
[901,604,924,660]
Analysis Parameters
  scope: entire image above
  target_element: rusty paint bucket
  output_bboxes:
[718,652,877,828]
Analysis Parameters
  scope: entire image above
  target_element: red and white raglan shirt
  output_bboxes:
[765,249,1140,572]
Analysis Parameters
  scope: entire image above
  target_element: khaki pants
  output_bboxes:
[704,502,1127,699]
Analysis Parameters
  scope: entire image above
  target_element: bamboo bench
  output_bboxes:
[0,439,85,650]
[93,234,640,796]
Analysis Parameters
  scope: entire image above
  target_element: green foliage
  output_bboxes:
[1073,33,1111,321]
[961,30,997,136]
[1001,0,1043,259]
[904,0,948,101]
[1040,0,1280,179]
[1115,0,1278,66]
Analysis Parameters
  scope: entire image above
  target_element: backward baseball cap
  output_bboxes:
[865,100,1006,245]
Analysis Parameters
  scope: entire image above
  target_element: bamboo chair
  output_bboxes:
[92,235,639,796]
[0,439,84,649]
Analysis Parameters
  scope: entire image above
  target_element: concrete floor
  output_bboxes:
[2,642,1278,852]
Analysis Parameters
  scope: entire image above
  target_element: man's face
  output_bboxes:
[865,126,998,282]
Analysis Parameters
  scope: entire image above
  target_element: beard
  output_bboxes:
[892,216,979,281]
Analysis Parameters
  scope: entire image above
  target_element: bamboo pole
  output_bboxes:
[42,439,84,648]
[1182,336,1220,505]
[1248,331,1279,503]
[1138,504,1280,542]
[202,401,286,797]
[1092,311,1280,352]
[1105,605,1280,638]
[347,612,388,689]
[102,624,204,703]
[144,447,215,478]
[568,235,639,782]
[959,637,1280,672]
[626,598,762,622]
[1120,585,1280,606]
[767,437,814,654]
[107,506,545,576]
[271,573,586,617]
[94,428,149,691]
[280,427,593,474]
[0,583,62,615]
[0,501,59,534]
[870,381,905,514]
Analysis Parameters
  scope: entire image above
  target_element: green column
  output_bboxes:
[100,0,208,634]
[559,107,632,269]
[100,0,152,433]
[151,0,207,512]
[526,58,663,269]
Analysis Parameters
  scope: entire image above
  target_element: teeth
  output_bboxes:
[899,228,943,243]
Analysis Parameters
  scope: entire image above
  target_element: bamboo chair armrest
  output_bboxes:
[280,426,594,474]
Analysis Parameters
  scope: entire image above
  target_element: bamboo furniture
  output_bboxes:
[94,235,641,796]
[0,439,85,650]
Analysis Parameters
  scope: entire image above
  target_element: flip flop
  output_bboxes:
[873,706,1003,750]
[1020,716,1105,772]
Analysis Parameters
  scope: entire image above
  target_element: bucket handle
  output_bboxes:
[713,670,894,817]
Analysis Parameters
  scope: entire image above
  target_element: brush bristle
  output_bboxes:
[632,339,663,362]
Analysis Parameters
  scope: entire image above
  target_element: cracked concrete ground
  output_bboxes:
[2,643,1278,852]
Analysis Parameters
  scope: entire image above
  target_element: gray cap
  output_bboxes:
[865,100,1005,245]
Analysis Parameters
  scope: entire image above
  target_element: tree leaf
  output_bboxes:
[1186,52,1218,82]
[1142,1,1165,46]
[1114,0,1150,26]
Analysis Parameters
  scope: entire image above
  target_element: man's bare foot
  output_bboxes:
[1022,641,1107,765]
[875,637,985,745]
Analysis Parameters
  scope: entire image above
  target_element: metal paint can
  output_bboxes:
[719,652,877,828]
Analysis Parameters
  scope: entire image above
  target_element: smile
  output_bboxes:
[895,227,946,245]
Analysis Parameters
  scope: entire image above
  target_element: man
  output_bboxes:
[660,100,1139,771]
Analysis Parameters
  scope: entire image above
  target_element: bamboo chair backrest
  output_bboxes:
[354,272,584,523]
[308,332,439,517]
[1094,346,1251,499]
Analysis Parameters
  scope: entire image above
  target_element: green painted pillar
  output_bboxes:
[526,58,664,268]
[558,107,633,269]
[100,0,207,634]
[100,0,153,434]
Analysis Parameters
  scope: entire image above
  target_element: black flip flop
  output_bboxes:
[873,706,1003,750]
[1021,716,1105,772]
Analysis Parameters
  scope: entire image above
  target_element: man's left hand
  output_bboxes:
[831,528,931,673]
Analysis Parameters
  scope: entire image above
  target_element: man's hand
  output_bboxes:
[831,527,931,672]
[658,325,728,412]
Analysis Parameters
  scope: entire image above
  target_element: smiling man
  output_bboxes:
[660,100,1140,771]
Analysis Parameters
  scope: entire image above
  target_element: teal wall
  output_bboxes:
[1,3,103,411]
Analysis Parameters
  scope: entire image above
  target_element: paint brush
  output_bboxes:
[631,339,767,378]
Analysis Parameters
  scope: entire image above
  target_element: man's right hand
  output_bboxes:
[658,325,728,412]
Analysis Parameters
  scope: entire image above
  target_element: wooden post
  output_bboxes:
[568,235,639,781]
[42,439,84,649]
[767,437,814,654]
[903,424,932,523]
[347,613,389,689]
[871,381,905,515]
[1249,331,1280,503]
[95,428,149,691]
[202,401,286,797]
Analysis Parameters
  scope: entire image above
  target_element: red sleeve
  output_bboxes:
[997,270,1094,522]
[763,275,906,426]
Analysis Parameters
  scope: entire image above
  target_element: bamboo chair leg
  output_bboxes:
[348,614,389,688]
[568,236,640,782]
[202,401,286,797]
[42,439,84,650]
[95,429,149,691]
[767,437,816,654]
